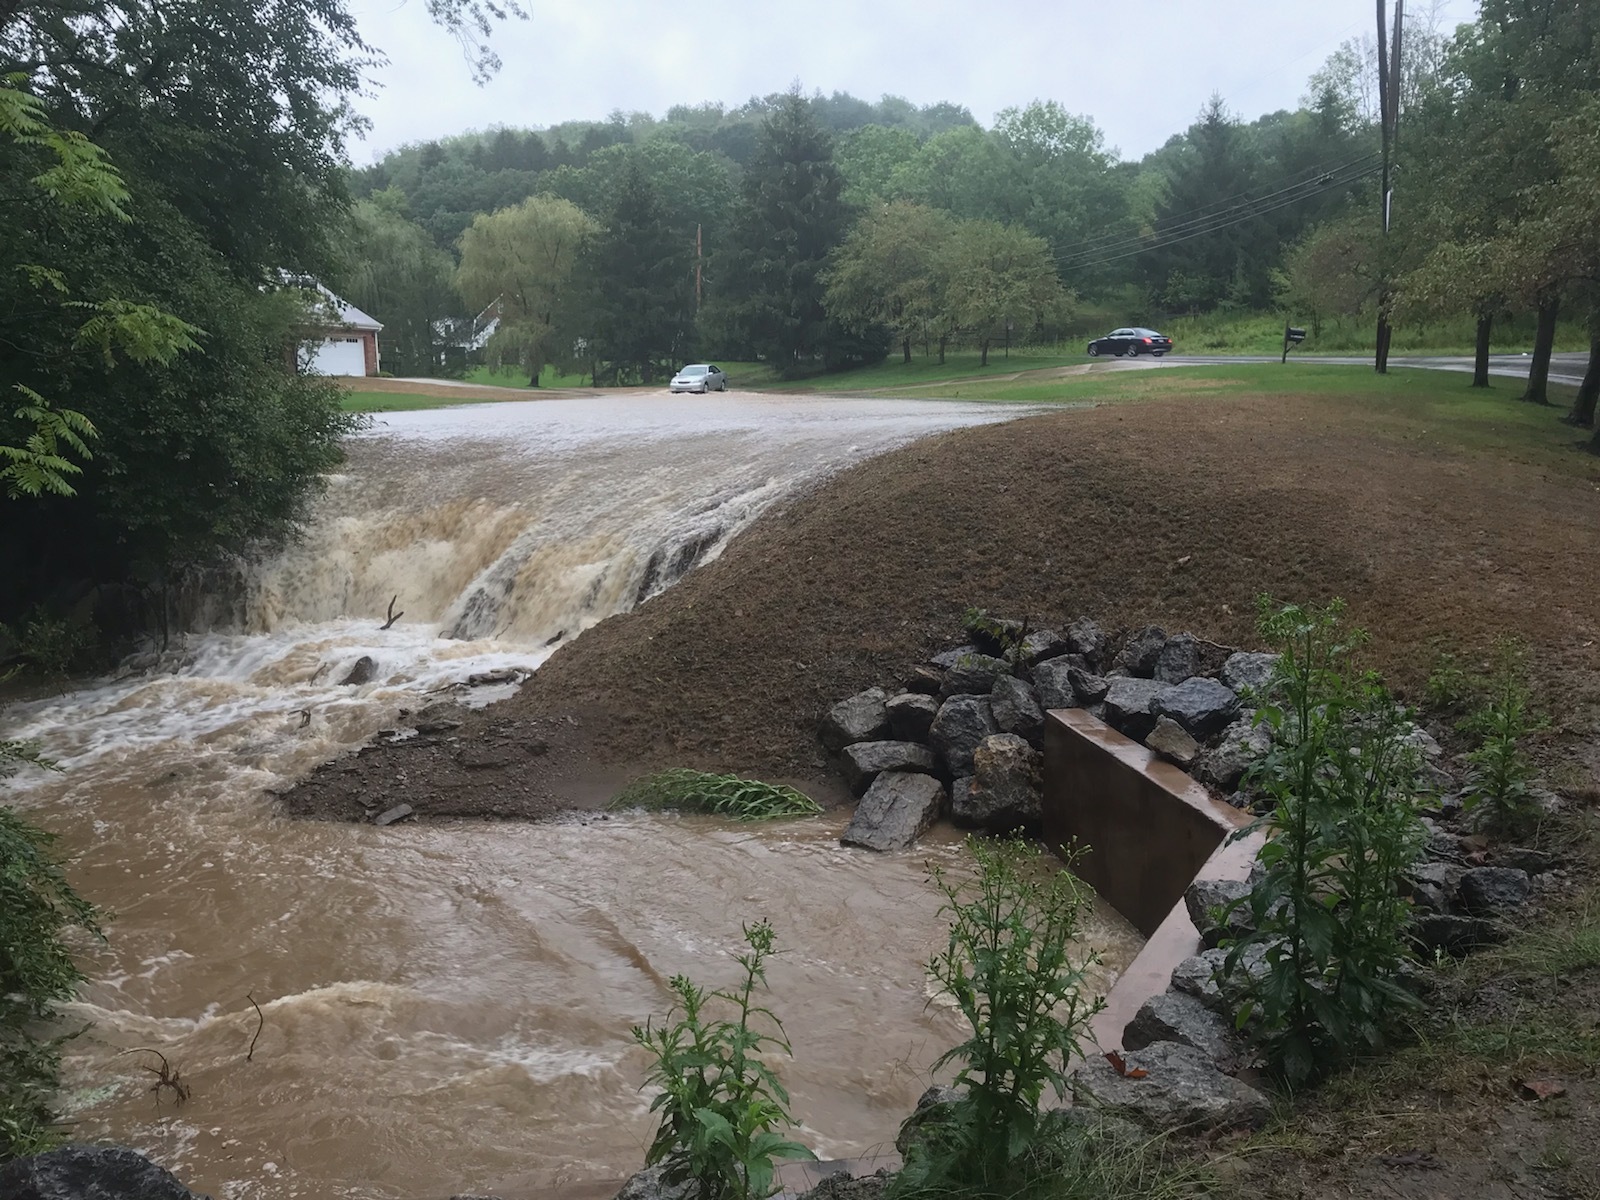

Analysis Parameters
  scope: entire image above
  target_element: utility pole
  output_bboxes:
[695,223,702,311]
[1374,0,1404,373]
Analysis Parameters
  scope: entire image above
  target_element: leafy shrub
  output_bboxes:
[610,769,821,820]
[1223,598,1427,1088]
[1459,639,1547,834]
[0,797,103,1162]
[633,920,813,1200]
[901,836,1104,1192]
[959,607,1026,668]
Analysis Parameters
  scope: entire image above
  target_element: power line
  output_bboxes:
[1060,160,1382,273]
[1057,150,1380,269]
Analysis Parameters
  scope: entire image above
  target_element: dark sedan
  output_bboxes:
[1087,327,1173,358]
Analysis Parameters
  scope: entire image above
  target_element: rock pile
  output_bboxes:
[820,619,1280,853]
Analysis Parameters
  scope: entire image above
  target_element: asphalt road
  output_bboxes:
[1145,351,1590,387]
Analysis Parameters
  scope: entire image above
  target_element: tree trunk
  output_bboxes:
[902,337,911,365]
[1472,313,1493,388]
[1570,333,1600,427]
[980,339,990,367]
[1521,296,1559,405]
[1374,312,1392,374]
[938,336,946,366]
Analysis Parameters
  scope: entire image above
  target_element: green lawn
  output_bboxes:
[340,390,535,413]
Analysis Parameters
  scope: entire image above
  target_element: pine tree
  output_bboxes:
[711,92,851,374]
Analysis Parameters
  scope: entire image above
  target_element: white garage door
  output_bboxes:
[307,337,366,376]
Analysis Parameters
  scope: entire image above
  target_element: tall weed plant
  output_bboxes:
[1460,639,1547,835]
[1224,599,1427,1088]
[633,920,813,1200]
[903,837,1105,1192]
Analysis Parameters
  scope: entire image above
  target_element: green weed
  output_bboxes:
[1459,639,1548,835]
[610,769,822,821]
[633,920,813,1200]
[901,837,1104,1193]
[1223,598,1429,1088]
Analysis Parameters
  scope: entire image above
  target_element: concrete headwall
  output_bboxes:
[1041,708,1260,1050]
[1042,708,1250,938]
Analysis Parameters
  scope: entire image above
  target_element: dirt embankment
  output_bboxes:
[282,391,1600,822]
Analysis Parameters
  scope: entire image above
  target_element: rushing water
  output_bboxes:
[1,393,1142,1199]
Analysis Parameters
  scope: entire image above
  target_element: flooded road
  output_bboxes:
[1,393,1141,1198]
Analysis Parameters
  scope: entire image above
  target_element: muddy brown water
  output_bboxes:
[3,394,1143,1199]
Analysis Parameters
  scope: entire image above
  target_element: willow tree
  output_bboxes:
[455,195,598,385]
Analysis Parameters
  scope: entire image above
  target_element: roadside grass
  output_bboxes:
[1151,310,1591,357]
[747,347,1086,393]
[340,390,530,412]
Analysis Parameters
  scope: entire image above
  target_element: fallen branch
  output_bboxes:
[246,993,264,1062]
[116,1046,191,1106]
[380,595,404,631]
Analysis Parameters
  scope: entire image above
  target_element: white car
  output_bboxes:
[669,364,728,393]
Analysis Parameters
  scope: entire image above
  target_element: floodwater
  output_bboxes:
[1,393,1142,1199]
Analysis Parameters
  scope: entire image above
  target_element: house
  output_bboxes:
[294,280,383,377]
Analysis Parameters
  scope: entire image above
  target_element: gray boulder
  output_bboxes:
[1068,664,1110,703]
[950,775,973,816]
[929,696,998,776]
[1494,846,1559,875]
[1401,861,1464,914]
[412,701,464,734]
[1458,866,1532,916]
[1220,651,1279,695]
[895,1085,964,1157]
[1410,912,1507,956]
[820,688,891,753]
[1071,1041,1271,1132]
[1122,991,1245,1067]
[1195,715,1272,790]
[1114,625,1168,677]
[841,772,947,853]
[0,1147,212,1200]
[885,692,940,742]
[1102,677,1172,740]
[839,741,939,796]
[1170,944,1272,1016]
[954,734,1042,832]
[1183,878,1253,949]
[1145,716,1200,768]
[1152,677,1241,739]
[930,644,978,669]
[941,653,1012,698]
[340,655,377,686]
[1031,657,1077,709]
[1020,628,1069,664]
[1153,633,1232,684]
[1065,617,1109,666]
[990,676,1044,742]
[615,1165,695,1200]
[904,665,944,695]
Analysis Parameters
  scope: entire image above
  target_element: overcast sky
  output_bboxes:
[348,0,1479,164]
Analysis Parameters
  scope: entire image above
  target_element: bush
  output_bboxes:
[900,837,1104,1192]
[633,920,813,1200]
[610,770,822,820]
[1223,598,1428,1087]
[0,792,103,1162]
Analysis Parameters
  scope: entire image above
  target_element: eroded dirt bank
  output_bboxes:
[283,390,1600,821]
